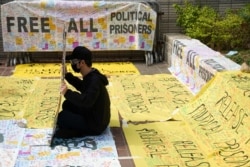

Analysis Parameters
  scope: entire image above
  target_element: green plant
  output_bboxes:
[238,4,250,48]
[186,6,217,46]
[173,2,250,51]
[173,1,200,32]
[239,4,250,23]
[211,10,245,50]
[173,1,217,47]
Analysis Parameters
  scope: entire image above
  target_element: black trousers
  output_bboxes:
[57,100,87,131]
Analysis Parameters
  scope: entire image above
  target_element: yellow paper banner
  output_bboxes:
[0,77,39,119]
[108,74,194,122]
[0,77,119,128]
[123,121,219,166]
[12,62,140,77]
[176,71,250,166]
[23,79,61,128]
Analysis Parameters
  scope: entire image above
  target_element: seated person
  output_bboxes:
[54,46,111,138]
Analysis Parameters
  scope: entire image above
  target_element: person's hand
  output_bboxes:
[60,81,68,95]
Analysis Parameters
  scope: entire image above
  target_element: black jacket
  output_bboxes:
[64,68,110,134]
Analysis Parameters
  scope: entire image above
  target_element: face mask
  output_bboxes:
[71,64,81,73]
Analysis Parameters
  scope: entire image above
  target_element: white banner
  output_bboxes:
[1,0,157,52]
[168,39,241,94]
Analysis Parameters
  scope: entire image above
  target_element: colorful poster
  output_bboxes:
[0,120,120,167]
[0,120,25,167]
[168,39,241,94]
[1,0,157,52]
[15,127,120,167]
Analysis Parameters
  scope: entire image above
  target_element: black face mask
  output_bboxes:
[71,64,81,73]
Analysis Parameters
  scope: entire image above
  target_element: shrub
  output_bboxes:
[173,2,250,51]
[186,6,217,47]
[173,1,199,32]
[238,4,250,48]
[239,4,250,23]
[211,10,245,50]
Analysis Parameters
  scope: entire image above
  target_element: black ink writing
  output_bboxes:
[186,50,198,70]
[214,139,250,166]
[110,23,152,34]
[141,82,159,94]
[136,128,169,158]
[166,83,190,105]
[215,91,248,134]
[126,93,149,113]
[111,11,152,22]
[121,78,136,90]
[68,18,98,33]
[198,66,214,82]
[188,104,223,136]
[173,40,185,59]
[6,17,50,33]
[203,59,226,72]
[173,141,210,167]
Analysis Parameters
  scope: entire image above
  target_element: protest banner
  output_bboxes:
[12,62,140,77]
[123,71,250,166]
[168,39,241,94]
[0,120,120,167]
[0,120,25,167]
[23,79,61,128]
[1,1,157,52]
[177,71,250,166]
[108,74,194,122]
[0,77,120,128]
[0,77,38,120]
[123,121,219,166]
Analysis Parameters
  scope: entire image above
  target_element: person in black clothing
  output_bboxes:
[54,46,111,138]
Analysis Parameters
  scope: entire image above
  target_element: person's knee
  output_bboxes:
[62,100,73,110]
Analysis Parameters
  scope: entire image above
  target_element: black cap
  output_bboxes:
[66,46,92,61]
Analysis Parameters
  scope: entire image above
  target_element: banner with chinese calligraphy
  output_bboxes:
[1,0,157,52]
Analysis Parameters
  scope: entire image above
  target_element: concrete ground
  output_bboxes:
[0,54,170,166]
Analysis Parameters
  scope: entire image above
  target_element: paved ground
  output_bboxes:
[0,54,170,166]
